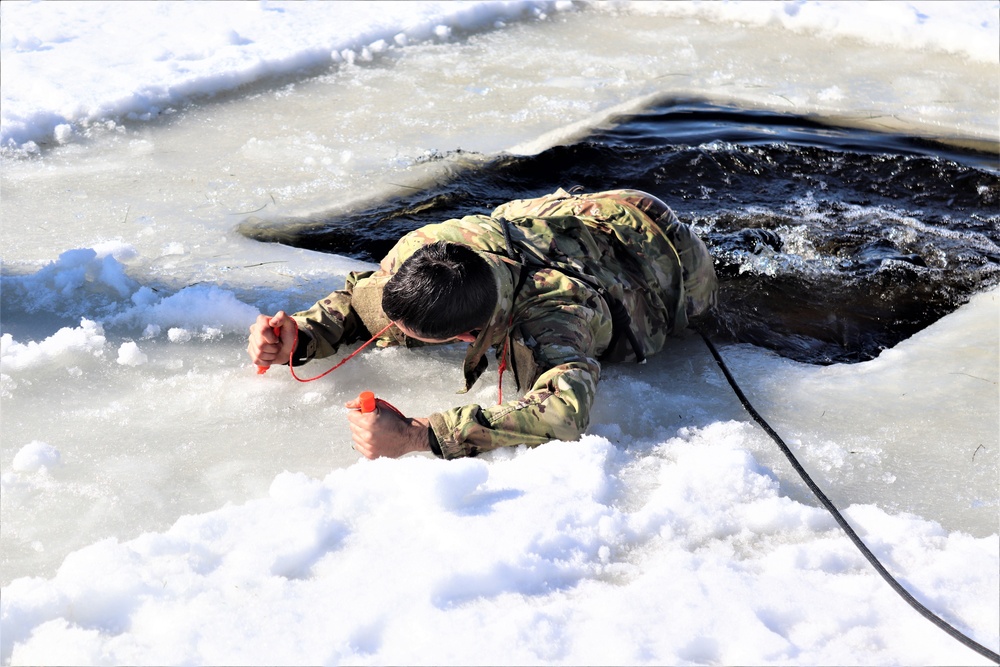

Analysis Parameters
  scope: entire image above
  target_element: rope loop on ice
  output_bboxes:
[286,322,394,383]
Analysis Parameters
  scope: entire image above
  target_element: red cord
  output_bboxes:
[259,320,408,416]
[495,315,513,405]
[285,321,394,383]
[263,317,509,410]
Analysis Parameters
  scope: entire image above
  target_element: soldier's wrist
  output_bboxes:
[291,327,314,366]
[402,417,434,456]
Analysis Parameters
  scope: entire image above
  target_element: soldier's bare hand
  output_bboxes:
[247,311,296,367]
[345,399,431,459]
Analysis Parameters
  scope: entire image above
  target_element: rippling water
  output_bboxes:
[240,100,1000,364]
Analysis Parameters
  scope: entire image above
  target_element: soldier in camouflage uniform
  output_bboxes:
[248,188,717,460]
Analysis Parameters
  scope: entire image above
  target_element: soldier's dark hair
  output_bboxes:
[382,241,497,340]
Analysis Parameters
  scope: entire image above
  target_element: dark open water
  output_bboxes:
[240,100,1000,364]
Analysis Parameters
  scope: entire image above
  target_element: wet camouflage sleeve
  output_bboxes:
[427,269,615,459]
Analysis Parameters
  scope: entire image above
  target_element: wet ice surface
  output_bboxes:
[1,2,998,665]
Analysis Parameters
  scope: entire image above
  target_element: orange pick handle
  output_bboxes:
[358,391,377,413]
[256,325,283,374]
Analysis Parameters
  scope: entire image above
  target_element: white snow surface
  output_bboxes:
[2,1,997,151]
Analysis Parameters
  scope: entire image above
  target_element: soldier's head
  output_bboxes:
[383,241,497,342]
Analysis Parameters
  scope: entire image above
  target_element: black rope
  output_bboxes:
[698,331,1000,664]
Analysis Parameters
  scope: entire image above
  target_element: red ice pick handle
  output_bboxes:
[358,391,377,414]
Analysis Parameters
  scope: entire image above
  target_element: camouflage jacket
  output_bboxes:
[290,188,717,459]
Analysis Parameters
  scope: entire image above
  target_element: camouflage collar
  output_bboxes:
[459,251,517,392]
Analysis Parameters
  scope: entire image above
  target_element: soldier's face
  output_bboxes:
[394,321,478,344]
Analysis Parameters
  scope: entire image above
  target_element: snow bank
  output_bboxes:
[626,0,999,64]
[1,246,263,347]
[3,432,996,665]
[0,0,567,150]
[2,1,996,151]
[0,320,106,372]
